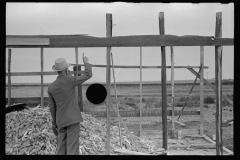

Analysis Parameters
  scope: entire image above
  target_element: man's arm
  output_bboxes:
[48,91,57,127]
[73,62,92,87]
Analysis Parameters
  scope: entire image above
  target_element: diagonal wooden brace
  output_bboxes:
[177,66,202,121]
[187,68,233,106]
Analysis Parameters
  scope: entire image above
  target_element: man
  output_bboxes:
[48,53,92,155]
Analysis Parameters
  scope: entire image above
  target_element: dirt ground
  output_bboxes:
[98,103,233,155]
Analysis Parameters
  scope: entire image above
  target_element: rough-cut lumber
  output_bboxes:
[5,71,85,76]
[140,47,143,138]
[202,135,233,155]
[8,49,11,106]
[215,12,223,155]
[167,117,186,127]
[168,143,216,149]
[187,68,233,106]
[200,46,204,135]
[40,48,44,107]
[159,12,168,150]
[177,67,202,121]
[71,64,209,69]
[105,13,112,155]
[171,46,175,131]
[114,148,165,155]
[110,52,123,149]
[6,34,233,48]
[75,47,79,109]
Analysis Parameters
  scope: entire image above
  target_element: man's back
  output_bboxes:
[48,74,82,129]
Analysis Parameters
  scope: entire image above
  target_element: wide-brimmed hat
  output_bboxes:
[52,58,71,71]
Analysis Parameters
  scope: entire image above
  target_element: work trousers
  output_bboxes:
[56,123,80,155]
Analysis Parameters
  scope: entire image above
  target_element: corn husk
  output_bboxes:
[5,105,163,155]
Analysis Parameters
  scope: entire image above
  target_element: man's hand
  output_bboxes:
[82,53,89,63]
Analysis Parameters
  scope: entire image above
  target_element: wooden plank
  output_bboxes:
[167,116,186,127]
[6,37,49,45]
[71,64,209,69]
[74,65,83,111]
[75,48,78,107]
[114,148,165,155]
[171,46,175,131]
[202,135,233,155]
[113,148,151,155]
[40,48,44,107]
[140,47,142,138]
[105,13,112,155]
[110,52,122,149]
[159,12,168,150]
[177,67,202,120]
[188,68,233,106]
[215,12,223,155]
[6,35,234,48]
[200,46,204,135]
[5,71,85,76]
[8,49,11,106]
[168,143,216,149]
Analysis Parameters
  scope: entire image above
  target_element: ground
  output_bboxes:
[6,83,234,155]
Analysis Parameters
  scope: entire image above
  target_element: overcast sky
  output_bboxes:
[6,2,234,84]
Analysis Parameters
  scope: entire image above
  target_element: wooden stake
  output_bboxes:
[170,46,175,131]
[110,52,122,149]
[75,48,78,105]
[200,46,204,135]
[40,48,44,107]
[159,12,168,150]
[8,49,11,106]
[140,46,142,138]
[106,13,112,155]
[215,12,223,155]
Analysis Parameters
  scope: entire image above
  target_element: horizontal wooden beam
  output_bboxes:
[5,71,85,76]
[6,34,233,48]
[71,64,209,69]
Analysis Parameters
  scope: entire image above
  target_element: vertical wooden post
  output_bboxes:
[40,48,44,107]
[140,46,143,138]
[106,13,112,155]
[159,12,168,150]
[200,46,204,135]
[8,49,11,106]
[110,52,122,149]
[215,12,223,155]
[170,46,175,131]
[75,48,79,106]
[73,65,83,111]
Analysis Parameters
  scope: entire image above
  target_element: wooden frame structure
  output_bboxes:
[6,12,233,155]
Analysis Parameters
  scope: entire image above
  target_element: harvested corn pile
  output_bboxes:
[5,105,163,155]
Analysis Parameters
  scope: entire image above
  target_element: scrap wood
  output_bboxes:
[168,143,216,149]
[114,148,166,155]
[202,135,233,155]
[167,116,186,127]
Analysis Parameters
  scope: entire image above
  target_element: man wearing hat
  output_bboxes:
[48,53,92,155]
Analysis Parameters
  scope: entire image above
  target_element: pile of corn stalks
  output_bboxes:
[5,105,162,155]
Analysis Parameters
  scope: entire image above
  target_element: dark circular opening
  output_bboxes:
[86,83,107,105]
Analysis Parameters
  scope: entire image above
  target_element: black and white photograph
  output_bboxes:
[6,2,234,155]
